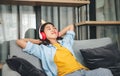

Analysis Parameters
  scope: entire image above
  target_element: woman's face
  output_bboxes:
[44,24,58,40]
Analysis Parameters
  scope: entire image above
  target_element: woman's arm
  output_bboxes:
[16,38,41,49]
[59,24,74,37]
[16,20,45,49]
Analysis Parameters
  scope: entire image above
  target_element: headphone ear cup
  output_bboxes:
[42,32,46,40]
[40,32,46,40]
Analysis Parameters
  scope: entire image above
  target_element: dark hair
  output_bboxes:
[39,22,62,45]
[40,22,54,33]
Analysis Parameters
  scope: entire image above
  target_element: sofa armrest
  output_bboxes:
[2,40,43,76]
[9,40,42,69]
[2,64,20,76]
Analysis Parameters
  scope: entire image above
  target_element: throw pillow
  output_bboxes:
[80,43,120,69]
[6,56,47,76]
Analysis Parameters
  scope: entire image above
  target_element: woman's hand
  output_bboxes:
[59,24,74,37]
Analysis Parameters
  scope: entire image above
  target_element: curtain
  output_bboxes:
[19,6,36,38]
[77,6,89,40]
[0,5,18,63]
[96,0,120,49]
[41,6,75,30]
[0,5,18,43]
[0,5,36,63]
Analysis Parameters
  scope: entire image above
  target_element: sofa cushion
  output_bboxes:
[73,37,112,65]
[80,43,120,69]
[6,56,47,76]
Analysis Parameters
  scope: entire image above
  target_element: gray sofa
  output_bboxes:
[2,37,112,76]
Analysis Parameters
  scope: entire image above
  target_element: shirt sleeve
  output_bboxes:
[23,41,43,59]
[62,30,75,47]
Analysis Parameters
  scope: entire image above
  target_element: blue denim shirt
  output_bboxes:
[23,31,75,76]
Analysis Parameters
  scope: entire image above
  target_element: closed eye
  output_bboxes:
[47,28,51,30]
[53,27,56,29]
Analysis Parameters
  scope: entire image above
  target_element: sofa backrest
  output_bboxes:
[9,37,112,70]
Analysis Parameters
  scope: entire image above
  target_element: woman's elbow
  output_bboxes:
[69,24,74,31]
[16,39,27,49]
[16,39,22,46]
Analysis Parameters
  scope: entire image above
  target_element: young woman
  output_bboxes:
[16,22,113,76]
